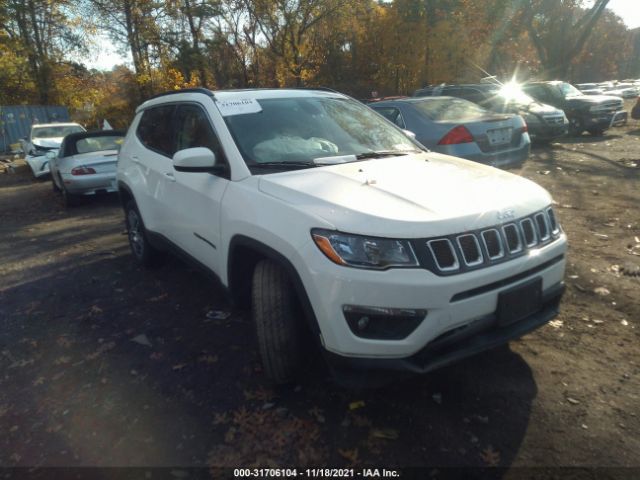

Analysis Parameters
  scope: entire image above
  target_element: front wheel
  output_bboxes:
[124,200,164,267]
[252,259,304,384]
[568,117,584,136]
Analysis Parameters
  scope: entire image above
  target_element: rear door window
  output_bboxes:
[136,105,176,157]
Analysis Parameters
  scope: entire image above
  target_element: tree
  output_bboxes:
[522,0,611,78]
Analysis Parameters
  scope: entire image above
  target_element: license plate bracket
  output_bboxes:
[497,277,543,326]
[487,127,512,146]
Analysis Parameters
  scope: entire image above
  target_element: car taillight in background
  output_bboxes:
[71,166,96,175]
[438,125,474,145]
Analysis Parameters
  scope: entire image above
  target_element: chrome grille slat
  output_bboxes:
[520,218,537,247]
[427,239,459,271]
[503,223,523,253]
[456,234,483,266]
[425,208,561,274]
[481,229,504,259]
[535,213,550,241]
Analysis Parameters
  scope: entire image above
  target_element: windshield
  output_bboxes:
[33,125,85,139]
[558,83,583,97]
[412,97,489,121]
[222,96,420,167]
[75,135,124,154]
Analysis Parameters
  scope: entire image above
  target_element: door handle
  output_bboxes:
[164,172,176,182]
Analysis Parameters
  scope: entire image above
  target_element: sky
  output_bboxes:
[84,0,640,71]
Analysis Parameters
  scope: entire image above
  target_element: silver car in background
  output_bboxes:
[370,97,530,168]
[21,122,85,178]
[49,130,125,206]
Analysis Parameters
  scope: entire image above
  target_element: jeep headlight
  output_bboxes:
[311,229,419,269]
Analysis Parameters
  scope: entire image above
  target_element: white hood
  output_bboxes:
[33,137,64,148]
[258,153,552,238]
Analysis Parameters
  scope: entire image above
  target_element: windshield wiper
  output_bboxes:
[354,150,418,160]
[250,161,317,169]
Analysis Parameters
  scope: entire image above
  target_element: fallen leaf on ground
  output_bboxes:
[349,400,365,410]
[480,446,501,466]
[594,287,610,296]
[338,448,359,465]
[370,428,399,440]
[148,293,168,302]
[308,407,326,423]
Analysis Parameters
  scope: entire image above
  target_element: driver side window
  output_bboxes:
[174,104,225,164]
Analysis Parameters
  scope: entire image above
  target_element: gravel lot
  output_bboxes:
[1,113,638,472]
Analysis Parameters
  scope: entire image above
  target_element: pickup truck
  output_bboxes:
[522,81,626,136]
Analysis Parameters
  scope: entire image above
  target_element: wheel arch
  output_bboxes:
[227,235,321,335]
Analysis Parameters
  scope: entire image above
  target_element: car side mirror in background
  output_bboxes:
[403,129,416,139]
[173,147,224,173]
[45,150,57,160]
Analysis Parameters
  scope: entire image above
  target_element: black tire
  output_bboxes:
[568,117,584,136]
[124,200,164,267]
[252,259,303,384]
[61,184,80,207]
[51,174,60,192]
[588,128,604,136]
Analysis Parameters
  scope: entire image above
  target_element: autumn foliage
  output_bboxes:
[0,0,636,128]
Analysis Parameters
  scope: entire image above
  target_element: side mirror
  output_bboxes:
[403,129,416,139]
[173,147,219,173]
[45,150,57,160]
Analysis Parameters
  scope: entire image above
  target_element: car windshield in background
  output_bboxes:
[75,135,124,154]
[558,83,583,97]
[413,97,489,121]
[33,125,84,139]
[222,96,420,167]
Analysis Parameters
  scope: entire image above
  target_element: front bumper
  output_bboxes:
[25,155,50,178]
[61,172,118,195]
[326,281,564,383]
[585,110,627,129]
[299,233,567,359]
[528,123,568,142]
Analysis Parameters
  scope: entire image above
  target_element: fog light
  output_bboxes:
[343,305,427,340]
[357,316,370,330]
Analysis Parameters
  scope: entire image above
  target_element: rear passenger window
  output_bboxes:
[136,105,176,157]
[174,105,225,162]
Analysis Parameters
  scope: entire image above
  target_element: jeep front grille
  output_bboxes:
[417,207,562,275]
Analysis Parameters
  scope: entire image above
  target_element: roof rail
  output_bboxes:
[145,87,214,101]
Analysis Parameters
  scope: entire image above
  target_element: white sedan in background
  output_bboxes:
[48,130,125,206]
[22,123,85,178]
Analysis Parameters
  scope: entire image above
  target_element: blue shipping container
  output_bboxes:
[0,105,70,152]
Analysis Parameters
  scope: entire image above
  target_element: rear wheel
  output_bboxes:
[125,200,164,267]
[61,184,80,207]
[51,174,60,192]
[252,259,304,384]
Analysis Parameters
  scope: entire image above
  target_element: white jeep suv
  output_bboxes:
[117,88,567,384]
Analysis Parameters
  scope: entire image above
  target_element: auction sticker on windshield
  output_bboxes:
[216,98,262,116]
